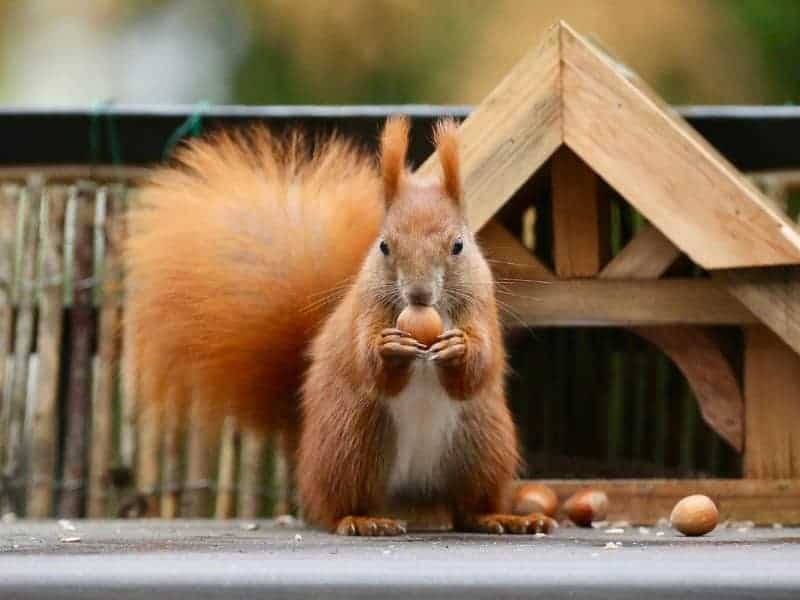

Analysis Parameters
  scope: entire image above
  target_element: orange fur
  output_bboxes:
[124,126,384,434]
[433,118,461,203]
[380,115,410,201]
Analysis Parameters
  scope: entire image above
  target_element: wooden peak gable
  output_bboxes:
[418,21,800,270]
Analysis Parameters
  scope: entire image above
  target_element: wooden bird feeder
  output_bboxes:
[414,21,800,524]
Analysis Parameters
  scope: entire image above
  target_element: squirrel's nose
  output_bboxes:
[406,285,433,306]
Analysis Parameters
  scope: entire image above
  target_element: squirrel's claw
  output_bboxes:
[428,329,466,364]
[379,328,428,360]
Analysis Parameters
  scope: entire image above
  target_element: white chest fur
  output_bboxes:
[386,360,462,494]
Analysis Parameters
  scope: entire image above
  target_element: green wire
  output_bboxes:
[162,101,209,161]
[89,100,123,167]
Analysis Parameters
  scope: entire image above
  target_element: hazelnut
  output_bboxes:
[564,489,608,527]
[397,305,443,347]
[670,495,718,537]
[511,483,558,517]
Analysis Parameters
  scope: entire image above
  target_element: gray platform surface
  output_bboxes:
[1,519,799,599]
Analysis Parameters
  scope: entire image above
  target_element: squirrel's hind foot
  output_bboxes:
[335,516,408,537]
[459,513,558,535]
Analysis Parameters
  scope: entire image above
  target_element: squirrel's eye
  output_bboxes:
[452,238,464,255]
[379,239,390,256]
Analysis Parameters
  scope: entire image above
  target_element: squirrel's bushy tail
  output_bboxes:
[123,127,384,431]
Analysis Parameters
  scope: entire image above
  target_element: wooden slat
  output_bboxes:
[550,146,609,277]
[120,190,137,475]
[215,417,238,519]
[59,185,95,517]
[272,437,295,516]
[599,223,681,279]
[88,187,123,517]
[160,403,181,519]
[501,279,756,327]
[0,164,150,183]
[183,398,211,518]
[715,266,800,357]
[0,186,17,494]
[560,23,800,268]
[530,478,800,525]
[4,183,40,515]
[238,430,266,519]
[417,22,562,231]
[743,326,800,479]
[136,396,161,517]
[26,186,66,517]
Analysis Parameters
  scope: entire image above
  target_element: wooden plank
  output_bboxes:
[743,326,800,479]
[59,185,95,517]
[550,146,609,277]
[560,23,800,268]
[529,478,800,525]
[238,430,266,519]
[417,23,562,231]
[599,223,681,280]
[3,182,40,515]
[87,186,123,517]
[26,186,66,518]
[501,279,756,327]
[215,417,238,519]
[715,266,800,357]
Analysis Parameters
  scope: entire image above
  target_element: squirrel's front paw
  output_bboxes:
[428,329,466,365]
[379,328,428,362]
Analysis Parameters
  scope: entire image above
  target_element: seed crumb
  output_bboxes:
[58,519,76,531]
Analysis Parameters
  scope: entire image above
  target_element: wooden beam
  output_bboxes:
[560,23,800,268]
[477,219,554,283]
[524,479,800,525]
[715,267,800,357]
[499,279,756,327]
[599,223,681,280]
[743,326,800,479]
[550,146,609,277]
[634,327,742,451]
[597,223,743,451]
[418,23,562,232]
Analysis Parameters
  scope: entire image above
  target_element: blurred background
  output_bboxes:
[0,0,798,107]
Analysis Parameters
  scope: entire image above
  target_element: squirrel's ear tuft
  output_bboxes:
[433,118,461,205]
[380,115,410,203]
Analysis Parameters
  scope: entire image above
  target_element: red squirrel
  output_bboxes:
[124,115,556,536]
